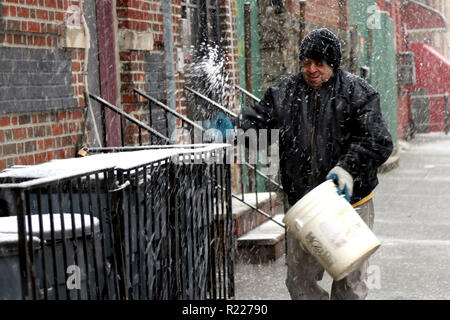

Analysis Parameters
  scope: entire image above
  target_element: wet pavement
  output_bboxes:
[234,132,450,300]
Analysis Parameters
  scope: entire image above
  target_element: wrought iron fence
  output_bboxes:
[0,145,234,300]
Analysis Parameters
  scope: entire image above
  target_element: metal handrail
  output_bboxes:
[183,86,284,228]
[234,84,261,103]
[90,90,284,229]
[241,160,283,191]
[183,87,282,190]
[410,93,448,99]
[232,194,284,228]
[89,93,170,143]
[184,86,238,118]
[133,88,205,132]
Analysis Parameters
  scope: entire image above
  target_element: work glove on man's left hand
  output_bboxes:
[327,166,353,202]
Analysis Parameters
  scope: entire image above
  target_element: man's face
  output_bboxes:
[301,58,334,89]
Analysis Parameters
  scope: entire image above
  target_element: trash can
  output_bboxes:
[0,213,103,300]
[0,232,40,299]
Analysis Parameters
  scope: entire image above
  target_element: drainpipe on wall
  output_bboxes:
[299,0,307,45]
[161,0,177,143]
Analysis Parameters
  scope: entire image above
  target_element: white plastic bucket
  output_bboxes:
[283,180,380,281]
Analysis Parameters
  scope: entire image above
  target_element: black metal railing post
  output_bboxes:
[109,172,129,300]
[168,160,180,299]
[14,189,32,300]
[224,153,235,299]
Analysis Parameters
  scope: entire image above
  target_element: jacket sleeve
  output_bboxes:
[336,90,393,177]
[238,87,278,131]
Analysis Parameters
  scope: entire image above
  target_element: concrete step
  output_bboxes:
[231,192,278,238]
[236,214,286,264]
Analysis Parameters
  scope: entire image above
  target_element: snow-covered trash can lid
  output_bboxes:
[0,214,100,241]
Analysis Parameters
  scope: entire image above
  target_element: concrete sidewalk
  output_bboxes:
[234,133,450,300]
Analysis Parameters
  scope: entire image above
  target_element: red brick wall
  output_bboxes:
[305,0,349,31]
[1,0,64,47]
[0,0,86,170]
[120,49,151,146]
[117,0,183,145]
[117,0,153,32]
[219,0,240,114]
[0,109,84,169]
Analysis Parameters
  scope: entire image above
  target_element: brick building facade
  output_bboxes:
[0,0,240,170]
[4,0,432,171]
[0,0,87,169]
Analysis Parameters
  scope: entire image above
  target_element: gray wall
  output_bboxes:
[0,47,74,113]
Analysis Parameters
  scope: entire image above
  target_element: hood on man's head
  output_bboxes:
[300,28,342,69]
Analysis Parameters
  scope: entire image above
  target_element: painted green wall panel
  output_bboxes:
[349,0,376,72]
[236,0,262,101]
[349,0,398,147]
[250,0,262,99]
[370,12,398,145]
[236,0,264,192]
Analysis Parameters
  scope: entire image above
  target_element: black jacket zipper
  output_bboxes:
[310,90,319,187]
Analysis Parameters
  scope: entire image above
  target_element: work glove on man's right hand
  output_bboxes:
[327,166,354,202]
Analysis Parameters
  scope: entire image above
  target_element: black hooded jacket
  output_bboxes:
[240,68,394,206]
